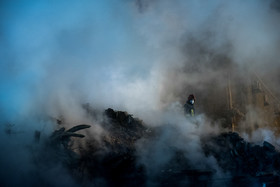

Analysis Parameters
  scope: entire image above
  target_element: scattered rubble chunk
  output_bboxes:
[263,141,275,152]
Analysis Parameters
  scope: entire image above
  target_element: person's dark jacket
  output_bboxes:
[184,100,195,116]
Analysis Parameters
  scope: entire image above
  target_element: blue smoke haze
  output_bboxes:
[1,0,280,124]
[0,0,157,123]
[1,0,280,186]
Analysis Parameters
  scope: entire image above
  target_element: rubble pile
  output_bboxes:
[31,108,280,186]
[202,132,280,184]
[77,108,149,186]
[102,108,148,152]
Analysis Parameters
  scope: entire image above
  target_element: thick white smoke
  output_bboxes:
[1,0,280,123]
[1,0,280,185]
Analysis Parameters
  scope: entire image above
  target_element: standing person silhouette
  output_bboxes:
[184,94,195,117]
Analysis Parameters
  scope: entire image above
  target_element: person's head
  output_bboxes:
[188,94,195,105]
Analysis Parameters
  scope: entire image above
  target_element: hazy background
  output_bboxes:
[1,0,280,124]
[1,0,280,185]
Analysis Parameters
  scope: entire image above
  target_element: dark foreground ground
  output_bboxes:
[5,108,280,187]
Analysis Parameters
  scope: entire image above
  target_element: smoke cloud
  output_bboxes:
[1,0,280,121]
[1,0,280,186]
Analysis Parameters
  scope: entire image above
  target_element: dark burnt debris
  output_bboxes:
[31,108,280,186]
[32,124,91,171]
[103,108,148,150]
[77,108,149,186]
[202,132,280,176]
[49,124,91,149]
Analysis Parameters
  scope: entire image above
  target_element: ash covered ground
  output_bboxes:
[2,106,280,187]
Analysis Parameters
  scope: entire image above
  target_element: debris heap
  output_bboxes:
[77,108,149,186]
[202,132,280,185]
[32,108,280,186]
